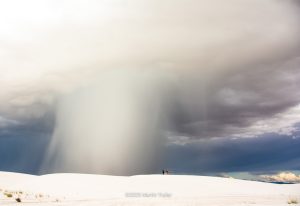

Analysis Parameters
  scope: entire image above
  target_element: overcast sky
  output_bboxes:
[0,0,300,179]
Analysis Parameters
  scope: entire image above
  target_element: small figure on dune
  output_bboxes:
[162,169,170,175]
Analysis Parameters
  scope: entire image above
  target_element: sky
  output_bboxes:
[0,0,300,182]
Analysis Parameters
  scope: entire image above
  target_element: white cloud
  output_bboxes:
[260,172,300,183]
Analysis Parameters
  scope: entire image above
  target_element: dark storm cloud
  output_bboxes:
[0,0,300,175]
[0,110,55,139]
[0,0,299,143]
[169,55,300,141]
[165,128,300,174]
[0,111,54,174]
[0,135,50,174]
[1,118,299,175]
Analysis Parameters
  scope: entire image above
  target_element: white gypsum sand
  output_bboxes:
[0,171,299,206]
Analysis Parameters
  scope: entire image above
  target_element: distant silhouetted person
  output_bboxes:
[162,170,165,175]
[166,170,169,174]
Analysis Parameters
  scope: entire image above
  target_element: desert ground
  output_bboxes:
[0,171,299,206]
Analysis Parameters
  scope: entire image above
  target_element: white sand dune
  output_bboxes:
[0,171,299,205]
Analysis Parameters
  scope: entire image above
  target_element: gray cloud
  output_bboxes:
[170,55,300,141]
[0,0,300,174]
[0,0,299,122]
